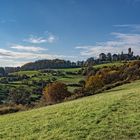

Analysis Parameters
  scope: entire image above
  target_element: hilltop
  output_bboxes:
[0,80,140,140]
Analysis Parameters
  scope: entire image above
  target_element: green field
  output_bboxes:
[93,61,124,69]
[10,70,40,77]
[58,67,81,72]
[0,80,140,140]
[0,61,131,104]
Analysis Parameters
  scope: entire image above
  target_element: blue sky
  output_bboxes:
[0,0,140,66]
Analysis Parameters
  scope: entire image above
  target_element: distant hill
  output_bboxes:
[0,80,140,139]
[21,59,79,71]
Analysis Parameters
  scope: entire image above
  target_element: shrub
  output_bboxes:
[43,82,71,103]
[0,104,26,115]
[85,75,104,93]
[8,86,32,105]
[84,61,140,95]
[82,66,95,76]
[79,80,86,88]
[102,70,120,84]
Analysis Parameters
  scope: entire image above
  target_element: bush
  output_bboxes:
[0,104,25,115]
[43,82,71,103]
[84,61,140,95]
[85,75,104,93]
[102,70,120,84]
[79,80,86,88]
[82,66,95,76]
[8,86,32,105]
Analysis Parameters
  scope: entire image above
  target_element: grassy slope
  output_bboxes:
[0,80,140,140]
[8,62,124,84]
[93,61,123,69]
[10,70,40,77]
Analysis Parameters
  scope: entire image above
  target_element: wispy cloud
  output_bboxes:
[76,32,140,57]
[0,48,57,59]
[113,24,140,32]
[0,48,76,66]
[0,49,14,58]
[0,52,12,57]
[10,44,47,52]
[112,32,140,43]
[75,46,89,49]
[47,35,56,43]
[0,32,71,66]
[24,34,56,44]
[0,59,29,67]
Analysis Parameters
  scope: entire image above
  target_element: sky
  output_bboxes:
[0,0,140,67]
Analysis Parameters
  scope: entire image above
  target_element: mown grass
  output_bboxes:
[0,80,140,140]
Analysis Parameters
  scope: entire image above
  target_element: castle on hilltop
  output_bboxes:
[83,47,140,67]
[1,48,140,73]
[99,48,135,61]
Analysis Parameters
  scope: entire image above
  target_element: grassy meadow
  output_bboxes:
[0,80,140,140]
[93,61,124,69]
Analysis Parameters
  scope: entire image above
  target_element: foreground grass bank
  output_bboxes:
[0,80,140,140]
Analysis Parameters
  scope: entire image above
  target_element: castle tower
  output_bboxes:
[128,48,132,55]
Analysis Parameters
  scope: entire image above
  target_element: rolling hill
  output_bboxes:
[0,80,140,140]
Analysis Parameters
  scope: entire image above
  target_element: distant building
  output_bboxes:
[111,48,134,61]
[85,57,95,66]
[121,48,134,60]
[76,61,84,67]
[71,62,76,66]
[112,54,118,61]
[107,53,112,61]
[99,53,106,61]
[128,48,133,58]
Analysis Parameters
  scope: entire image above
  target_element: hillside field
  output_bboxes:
[0,61,125,103]
[0,80,140,140]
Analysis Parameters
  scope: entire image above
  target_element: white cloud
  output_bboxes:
[0,48,57,59]
[24,34,56,44]
[47,35,56,43]
[77,32,140,57]
[0,49,14,58]
[0,48,76,66]
[10,44,47,52]
[75,46,89,49]
[0,59,28,67]
[25,36,47,44]
[112,32,140,43]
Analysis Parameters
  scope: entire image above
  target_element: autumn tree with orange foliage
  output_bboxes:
[43,82,71,103]
[85,75,104,93]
